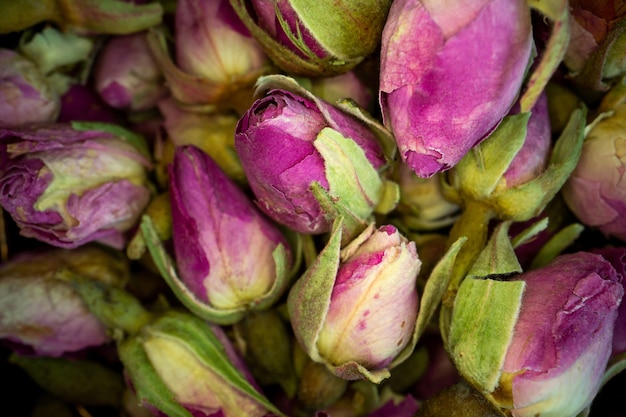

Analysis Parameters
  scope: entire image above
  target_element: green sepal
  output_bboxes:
[316,127,382,216]
[71,121,152,160]
[492,106,587,221]
[311,181,368,245]
[522,0,570,112]
[397,236,466,366]
[288,217,343,363]
[335,98,398,162]
[528,223,584,269]
[448,222,525,393]
[141,216,291,325]
[452,113,530,200]
[288,0,391,61]
[229,0,371,77]
[10,354,124,407]
[55,269,153,338]
[468,222,523,279]
[510,217,549,249]
[19,27,94,76]
[448,277,525,394]
[118,331,193,417]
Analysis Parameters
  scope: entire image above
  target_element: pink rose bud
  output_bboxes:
[563,102,626,242]
[176,0,266,84]
[379,0,532,177]
[168,146,292,323]
[288,223,421,382]
[94,32,167,111]
[235,85,386,235]
[0,49,60,127]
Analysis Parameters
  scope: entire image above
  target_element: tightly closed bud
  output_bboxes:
[230,0,393,77]
[563,102,626,242]
[288,221,421,383]
[450,251,623,417]
[94,32,167,111]
[147,0,268,110]
[379,0,532,177]
[176,0,267,84]
[235,76,387,237]
[168,146,292,324]
[0,246,128,357]
[0,123,152,249]
[0,49,60,127]
[119,310,285,417]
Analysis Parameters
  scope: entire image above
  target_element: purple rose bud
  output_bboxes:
[0,123,152,249]
[499,252,623,417]
[379,0,532,177]
[94,32,167,111]
[235,88,385,234]
[289,223,421,382]
[0,49,60,127]
[176,0,266,83]
[169,146,292,320]
[562,102,626,242]
[0,246,128,357]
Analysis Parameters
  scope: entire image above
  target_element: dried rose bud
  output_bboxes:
[379,0,532,177]
[0,49,60,127]
[168,145,292,324]
[450,252,623,417]
[94,32,167,111]
[235,77,387,237]
[0,123,152,249]
[0,246,128,357]
[230,0,393,76]
[563,102,626,242]
[288,222,420,383]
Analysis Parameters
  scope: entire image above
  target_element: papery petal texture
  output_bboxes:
[169,146,290,311]
[379,0,532,177]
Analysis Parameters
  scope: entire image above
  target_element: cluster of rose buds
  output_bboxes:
[1,1,626,417]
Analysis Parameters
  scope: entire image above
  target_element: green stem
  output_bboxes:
[440,199,495,345]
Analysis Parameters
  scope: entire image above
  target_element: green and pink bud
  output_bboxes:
[0,246,128,357]
[0,123,152,249]
[119,310,285,417]
[168,145,292,324]
[379,0,532,177]
[230,0,393,77]
[288,221,421,383]
[235,76,389,237]
[450,249,623,417]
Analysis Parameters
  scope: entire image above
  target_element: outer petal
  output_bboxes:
[502,253,623,417]
[379,0,532,177]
